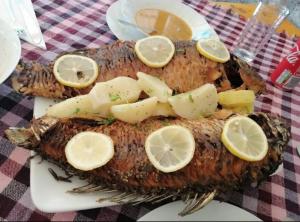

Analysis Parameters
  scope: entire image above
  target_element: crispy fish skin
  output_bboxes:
[12,41,265,99]
[5,113,289,195]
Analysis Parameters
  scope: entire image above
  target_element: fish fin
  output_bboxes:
[179,190,217,216]
[11,60,26,94]
[5,116,59,148]
[67,183,97,193]
[70,186,179,206]
[5,127,39,148]
[31,116,59,135]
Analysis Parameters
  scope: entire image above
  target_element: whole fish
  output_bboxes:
[5,113,289,216]
[12,41,265,99]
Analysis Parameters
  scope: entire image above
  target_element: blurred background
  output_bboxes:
[215,0,300,29]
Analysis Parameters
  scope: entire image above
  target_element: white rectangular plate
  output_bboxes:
[30,96,283,213]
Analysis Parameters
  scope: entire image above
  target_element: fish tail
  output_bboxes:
[11,60,36,96]
[11,60,73,99]
[5,116,59,148]
[5,127,39,149]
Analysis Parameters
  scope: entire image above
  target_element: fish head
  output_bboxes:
[224,56,266,94]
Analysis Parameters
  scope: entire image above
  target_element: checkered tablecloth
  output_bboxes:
[0,0,299,221]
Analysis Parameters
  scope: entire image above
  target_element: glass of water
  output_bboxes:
[233,0,290,63]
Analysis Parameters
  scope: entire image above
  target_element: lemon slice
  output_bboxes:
[53,54,98,88]
[135,36,175,68]
[65,131,114,171]
[196,39,230,63]
[221,116,268,161]
[145,125,195,173]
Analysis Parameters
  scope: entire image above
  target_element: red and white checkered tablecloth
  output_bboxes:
[0,0,299,221]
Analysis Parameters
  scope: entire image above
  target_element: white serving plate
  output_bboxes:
[31,97,282,214]
[138,200,262,221]
[106,0,219,41]
[0,18,21,85]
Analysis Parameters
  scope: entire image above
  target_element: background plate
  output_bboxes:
[0,18,21,85]
[106,0,219,41]
[138,200,262,221]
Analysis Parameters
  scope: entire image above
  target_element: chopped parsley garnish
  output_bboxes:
[97,117,116,125]
[188,94,194,103]
[109,93,121,102]
[161,119,170,126]
[73,108,80,114]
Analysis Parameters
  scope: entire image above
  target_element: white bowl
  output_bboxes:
[106,0,219,41]
[0,18,21,85]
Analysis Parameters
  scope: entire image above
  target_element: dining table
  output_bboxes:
[0,0,299,221]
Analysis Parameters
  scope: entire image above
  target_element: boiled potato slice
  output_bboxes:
[152,102,177,117]
[47,95,113,118]
[89,77,141,109]
[218,90,255,106]
[111,97,158,124]
[47,95,94,118]
[137,72,172,102]
[168,84,218,119]
[223,103,254,115]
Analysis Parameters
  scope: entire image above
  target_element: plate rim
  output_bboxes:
[137,200,262,221]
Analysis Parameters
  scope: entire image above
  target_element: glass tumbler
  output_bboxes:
[233,0,290,63]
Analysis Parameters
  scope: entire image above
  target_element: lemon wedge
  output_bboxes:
[145,125,195,173]
[221,116,268,161]
[196,39,230,63]
[53,54,98,88]
[65,132,114,171]
[135,36,175,68]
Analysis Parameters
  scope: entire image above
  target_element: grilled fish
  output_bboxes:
[5,113,289,215]
[12,41,265,99]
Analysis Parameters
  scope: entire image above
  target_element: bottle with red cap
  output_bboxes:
[270,39,300,90]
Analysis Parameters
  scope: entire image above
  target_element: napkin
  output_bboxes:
[0,0,46,49]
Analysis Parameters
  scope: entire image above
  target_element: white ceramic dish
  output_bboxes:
[106,0,219,41]
[0,18,21,85]
[138,200,262,221]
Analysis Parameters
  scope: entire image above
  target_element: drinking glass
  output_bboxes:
[233,0,290,63]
